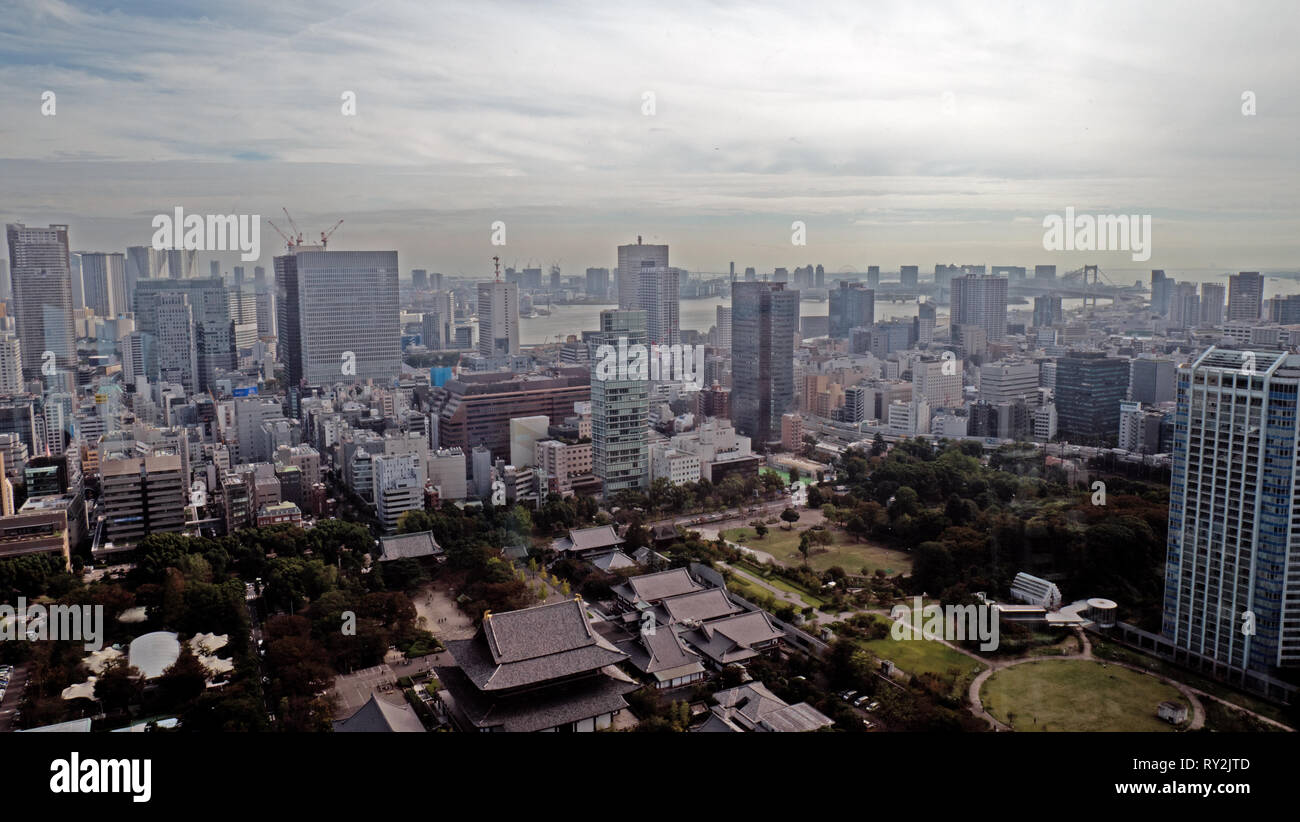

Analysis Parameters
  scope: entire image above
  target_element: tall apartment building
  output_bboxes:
[828,282,875,338]
[592,309,649,498]
[899,266,919,289]
[1163,347,1300,682]
[1150,270,1170,316]
[915,301,936,345]
[616,237,669,311]
[1054,353,1131,441]
[637,265,680,347]
[731,281,798,450]
[0,334,22,394]
[1227,271,1263,321]
[1200,282,1226,326]
[585,267,610,298]
[100,454,186,545]
[1168,281,1201,330]
[477,279,519,357]
[276,250,400,408]
[950,273,1008,342]
[79,252,128,317]
[7,223,75,379]
[153,292,199,392]
[715,306,732,351]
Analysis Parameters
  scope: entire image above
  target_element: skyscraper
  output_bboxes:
[79,252,128,317]
[1032,294,1062,328]
[731,281,798,450]
[275,249,400,398]
[715,306,732,351]
[6,223,75,379]
[1164,347,1300,678]
[586,267,610,298]
[592,309,649,498]
[637,265,679,347]
[134,277,236,391]
[1054,352,1130,440]
[616,237,669,311]
[1227,271,1263,321]
[951,273,1008,342]
[477,279,519,357]
[828,281,875,338]
[1200,283,1226,326]
[1150,269,1170,316]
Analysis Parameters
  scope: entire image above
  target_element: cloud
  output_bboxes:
[0,0,1297,273]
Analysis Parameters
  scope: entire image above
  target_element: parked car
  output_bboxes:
[853,695,871,707]
[861,719,876,729]
[839,690,859,701]
[865,701,880,712]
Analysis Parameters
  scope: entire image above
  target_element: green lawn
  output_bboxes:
[723,525,912,576]
[855,615,986,698]
[982,659,1190,732]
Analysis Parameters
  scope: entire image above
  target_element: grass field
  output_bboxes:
[855,615,987,697]
[982,659,1189,732]
[722,525,912,575]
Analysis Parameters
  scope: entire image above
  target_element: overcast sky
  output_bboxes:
[2,0,1299,279]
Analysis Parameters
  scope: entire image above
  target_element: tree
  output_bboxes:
[754,522,769,539]
[780,507,801,530]
[871,432,887,457]
[798,532,811,562]
[94,659,144,713]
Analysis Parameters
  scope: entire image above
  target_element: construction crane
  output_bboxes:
[282,208,304,246]
[267,219,296,253]
[320,219,343,249]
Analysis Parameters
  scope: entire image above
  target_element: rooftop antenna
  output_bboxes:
[637,235,642,245]
[492,255,501,281]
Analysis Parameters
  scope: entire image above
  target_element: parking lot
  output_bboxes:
[0,663,28,732]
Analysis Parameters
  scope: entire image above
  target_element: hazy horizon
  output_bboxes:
[4,0,1299,276]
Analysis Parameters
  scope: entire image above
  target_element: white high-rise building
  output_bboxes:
[79,252,128,317]
[477,279,519,358]
[638,266,680,347]
[715,306,732,350]
[372,452,425,533]
[1164,347,1300,678]
[0,334,22,394]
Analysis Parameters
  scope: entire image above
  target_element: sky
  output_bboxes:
[2,0,1299,279]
